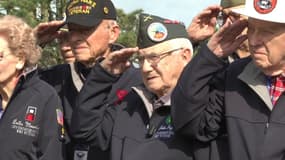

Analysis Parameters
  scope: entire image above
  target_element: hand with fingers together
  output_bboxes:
[34,20,65,47]
[187,5,222,43]
[100,47,139,75]
[207,18,248,58]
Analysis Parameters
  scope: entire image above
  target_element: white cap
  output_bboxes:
[232,0,285,23]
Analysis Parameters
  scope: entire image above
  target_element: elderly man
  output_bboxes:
[36,0,141,159]
[172,0,285,160]
[70,13,198,160]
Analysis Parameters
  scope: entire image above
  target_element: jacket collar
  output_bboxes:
[238,61,273,110]
[132,85,171,118]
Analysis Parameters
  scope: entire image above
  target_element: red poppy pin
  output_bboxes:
[254,0,277,14]
[115,89,128,104]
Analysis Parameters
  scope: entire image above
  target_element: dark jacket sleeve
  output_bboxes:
[171,44,227,142]
[38,91,64,160]
[70,63,119,150]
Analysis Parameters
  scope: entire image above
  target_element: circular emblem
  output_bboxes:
[103,7,109,14]
[254,0,277,14]
[147,22,168,42]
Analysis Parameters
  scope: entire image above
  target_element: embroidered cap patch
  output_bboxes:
[147,22,168,42]
[254,0,277,14]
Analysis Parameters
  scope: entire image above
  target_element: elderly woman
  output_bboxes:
[0,15,64,160]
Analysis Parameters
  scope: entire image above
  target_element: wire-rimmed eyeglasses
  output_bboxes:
[133,48,182,67]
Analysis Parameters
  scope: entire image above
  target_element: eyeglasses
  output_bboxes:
[135,48,182,67]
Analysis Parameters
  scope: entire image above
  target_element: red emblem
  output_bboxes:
[25,106,37,122]
[164,19,183,25]
[254,0,277,14]
[115,89,128,104]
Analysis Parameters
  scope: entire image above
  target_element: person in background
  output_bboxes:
[220,0,250,62]
[0,15,64,160]
[34,0,142,159]
[70,13,195,160]
[188,0,250,61]
[172,0,285,159]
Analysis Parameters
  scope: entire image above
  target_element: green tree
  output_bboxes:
[117,9,143,47]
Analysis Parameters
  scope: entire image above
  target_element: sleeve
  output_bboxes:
[38,92,64,160]
[171,44,228,142]
[70,63,120,150]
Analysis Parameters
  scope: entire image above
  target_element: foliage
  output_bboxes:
[116,9,143,47]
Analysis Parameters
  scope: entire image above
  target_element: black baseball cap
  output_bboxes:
[65,0,117,27]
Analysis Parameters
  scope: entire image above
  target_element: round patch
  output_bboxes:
[254,0,277,14]
[147,22,168,42]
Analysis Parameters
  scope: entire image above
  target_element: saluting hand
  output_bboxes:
[207,18,248,58]
[34,20,65,47]
[100,47,139,75]
[187,5,222,43]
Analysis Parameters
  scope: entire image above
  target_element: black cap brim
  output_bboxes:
[66,15,102,28]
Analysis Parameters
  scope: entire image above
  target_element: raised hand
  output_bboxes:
[100,47,139,75]
[207,18,248,58]
[34,20,65,47]
[188,5,222,43]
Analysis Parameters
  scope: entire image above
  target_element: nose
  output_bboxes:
[141,59,154,74]
[247,28,262,47]
[68,31,81,44]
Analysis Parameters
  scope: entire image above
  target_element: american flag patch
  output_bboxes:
[56,109,64,126]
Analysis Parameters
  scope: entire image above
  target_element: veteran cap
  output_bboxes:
[65,0,117,27]
[232,0,285,23]
[137,13,190,49]
[221,0,245,8]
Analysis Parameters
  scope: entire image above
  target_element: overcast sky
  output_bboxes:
[112,0,220,26]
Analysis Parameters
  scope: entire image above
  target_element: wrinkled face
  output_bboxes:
[68,20,113,64]
[0,37,22,85]
[59,38,75,63]
[138,45,191,97]
[248,18,285,76]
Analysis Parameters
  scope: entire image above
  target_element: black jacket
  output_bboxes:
[0,70,64,160]
[71,63,227,160]
[172,44,285,160]
[40,61,142,160]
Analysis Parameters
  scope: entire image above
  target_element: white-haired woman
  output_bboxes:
[0,15,64,160]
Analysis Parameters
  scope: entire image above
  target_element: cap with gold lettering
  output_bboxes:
[65,0,116,27]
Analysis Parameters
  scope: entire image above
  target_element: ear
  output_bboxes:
[15,57,25,70]
[109,24,120,44]
[180,48,192,62]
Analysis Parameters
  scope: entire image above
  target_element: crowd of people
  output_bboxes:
[1,0,285,160]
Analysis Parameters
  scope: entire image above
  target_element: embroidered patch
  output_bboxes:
[11,118,39,137]
[143,15,153,22]
[254,0,277,14]
[154,116,174,140]
[154,123,174,140]
[56,109,64,126]
[25,106,37,122]
[147,22,168,42]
